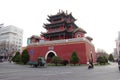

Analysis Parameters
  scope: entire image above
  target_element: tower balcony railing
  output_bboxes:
[47,28,65,33]
[28,37,94,47]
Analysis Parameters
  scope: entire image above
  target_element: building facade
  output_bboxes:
[27,11,96,64]
[0,24,23,60]
[116,31,120,58]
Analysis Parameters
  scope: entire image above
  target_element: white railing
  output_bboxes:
[28,37,94,46]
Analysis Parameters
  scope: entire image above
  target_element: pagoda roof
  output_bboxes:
[70,23,78,28]
[44,20,66,28]
[86,36,93,41]
[47,16,64,22]
[30,35,40,39]
[44,21,78,29]
[48,11,76,20]
[48,11,67,18]
[41,29,67,35]
[73,28,86,33]
[68,13,76,21]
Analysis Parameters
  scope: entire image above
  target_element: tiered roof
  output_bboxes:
[41,10,87,40]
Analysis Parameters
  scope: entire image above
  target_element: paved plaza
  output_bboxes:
[0,62,120,80]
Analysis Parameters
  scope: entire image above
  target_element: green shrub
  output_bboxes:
[70,51,79,65]
[61,60,69,66]
[108,54,114,62]
[21,49,30,64]
[12,52,21,63]
[97,56,108,65]
[103,56,108,63]
[51,56,62,66]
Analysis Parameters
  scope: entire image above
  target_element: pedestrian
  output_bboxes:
[88,59,94,69]
[117,58,120,71]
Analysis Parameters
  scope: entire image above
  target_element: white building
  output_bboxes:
[0,24,23,56]
[116,31,120,58]
[113,48,118,59]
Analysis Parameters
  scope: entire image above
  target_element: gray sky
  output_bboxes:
[0,0,120,53]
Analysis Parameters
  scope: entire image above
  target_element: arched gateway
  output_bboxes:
[45,50,57,63]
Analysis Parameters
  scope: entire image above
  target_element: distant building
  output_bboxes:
[113,48,118,59]
[116,31,120,58]
[27,11,96,64]
[0,24,23,59]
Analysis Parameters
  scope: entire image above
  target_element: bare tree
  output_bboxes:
[0,41,16,61]
[96,49,109,58]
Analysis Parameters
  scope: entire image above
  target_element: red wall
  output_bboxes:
[85,43,96,63]
[27,41,96,64]
[53,42,86,64]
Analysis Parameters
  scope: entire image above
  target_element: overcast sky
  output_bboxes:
[0,0,120,53]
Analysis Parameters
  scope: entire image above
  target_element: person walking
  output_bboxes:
[88,59,94,69]
[117,58,120,71]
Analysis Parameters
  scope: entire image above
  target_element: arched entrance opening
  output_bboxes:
[45,50,57,63]
[47,52,55,63]
[47,52,55,58]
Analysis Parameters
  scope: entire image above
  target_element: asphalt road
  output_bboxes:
[0,62,120,80]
